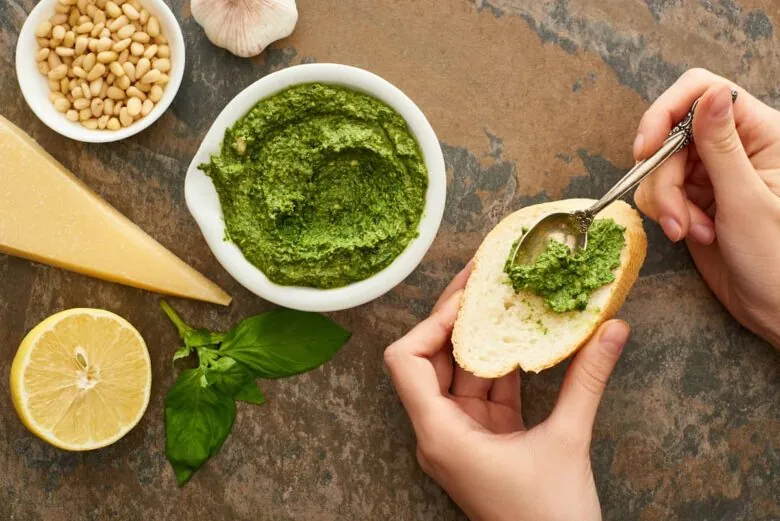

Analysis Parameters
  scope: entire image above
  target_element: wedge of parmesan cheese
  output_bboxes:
[0,115,231,305]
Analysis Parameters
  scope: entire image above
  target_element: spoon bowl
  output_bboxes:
[509,212,585,266]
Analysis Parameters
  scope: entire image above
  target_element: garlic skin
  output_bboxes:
[191,0,298,58]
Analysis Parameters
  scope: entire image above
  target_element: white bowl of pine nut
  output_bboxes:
[15,0,184,143]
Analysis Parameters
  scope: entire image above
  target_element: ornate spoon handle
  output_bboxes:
[572,90,738,232]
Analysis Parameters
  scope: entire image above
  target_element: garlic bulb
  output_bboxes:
[191,0,298,58]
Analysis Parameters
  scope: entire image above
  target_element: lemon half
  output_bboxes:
[10,309,152,451]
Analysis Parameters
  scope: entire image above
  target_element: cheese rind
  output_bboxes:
[0,115,231,305]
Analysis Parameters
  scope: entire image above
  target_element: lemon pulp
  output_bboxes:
[10,308,152,451]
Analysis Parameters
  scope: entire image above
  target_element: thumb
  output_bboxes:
[693,84,769,211]
[549,320,630,443]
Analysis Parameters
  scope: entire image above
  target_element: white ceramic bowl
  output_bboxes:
[186,64,447,312]
[15,0,184,143]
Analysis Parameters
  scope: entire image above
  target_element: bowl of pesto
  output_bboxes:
[185,63,446,312]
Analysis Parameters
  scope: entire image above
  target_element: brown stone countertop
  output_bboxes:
[1,0,779,519]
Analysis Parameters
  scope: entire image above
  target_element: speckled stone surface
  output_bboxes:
[1,1,779,520]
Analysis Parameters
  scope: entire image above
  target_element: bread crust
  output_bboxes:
[452,199,647,377]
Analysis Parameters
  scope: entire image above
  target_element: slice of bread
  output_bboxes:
[452,199,647,377]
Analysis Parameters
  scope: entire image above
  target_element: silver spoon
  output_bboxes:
[509,89,738,267]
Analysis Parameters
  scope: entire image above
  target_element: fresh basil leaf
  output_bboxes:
[234,381,266,405]
[202,357,265,404]
[185,328,226,349]
[172,346,192,364]
[203,357,254,397]
[172,462,194,486]
[219,310,351,379]
[164,369,236,486]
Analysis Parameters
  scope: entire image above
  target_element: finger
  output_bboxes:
[683,181,715,211]
[633,68,756,160]
[489,370,524,429]
[430,348,454,395]
[685,198,715,245]
[451,365,492,399]
[488,370,521,411]
[693,84,775,213]
[384,290,462,425]
[433,260,473,313]
[549,320,630,443]
[633,151,690,241]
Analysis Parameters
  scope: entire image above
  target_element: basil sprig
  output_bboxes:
[160,301,351,486]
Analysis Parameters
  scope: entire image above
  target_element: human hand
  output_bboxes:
[384,265,631,521]
[633,69,780,348]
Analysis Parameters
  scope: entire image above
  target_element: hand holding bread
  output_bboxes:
[384,267,631,521]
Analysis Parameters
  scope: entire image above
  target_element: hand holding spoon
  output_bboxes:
[509,90,738,267]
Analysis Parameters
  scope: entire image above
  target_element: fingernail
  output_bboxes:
[600,321,630,350]
[709,87,732,119]
[689,223,715,245]
[632,133,645,159]
[660,216,683,242]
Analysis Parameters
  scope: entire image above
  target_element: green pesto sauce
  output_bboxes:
[504,219,626,313]
[199,83,428,288]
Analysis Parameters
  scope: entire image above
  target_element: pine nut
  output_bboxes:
[112,37,131,52]
[90,77,103,96]
[76,21,94,34]
[131,31,149,43]
[121,3,140,20]
[116,74,131,90]
[142,44,157,59]
[107,86,125,100]
[103,98,115,115]
[36,21,53,38]
[82,52,96,71]
[119,107,133,126]
[91,97,104,117]
[122,61,136,81]
[146,16,159,37]
[105,1,121,18]
[86,62,105,80]
[75,35,88,54]
[126,86,145,100]
[96,36,113,52]
[135,57,150,78]
[141,98,154,116]
[140,68,160,84]
[152,58,169,72]
[48,64,68,80]
[63,30,75,47]
[148,84,162,102]
[126,96,142,116]
[54,97,71,112]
